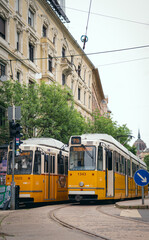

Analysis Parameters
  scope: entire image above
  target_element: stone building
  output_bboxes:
[0,0,109,122]
[133,130,147,157]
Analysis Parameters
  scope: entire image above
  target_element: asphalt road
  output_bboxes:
[0,202,149,240]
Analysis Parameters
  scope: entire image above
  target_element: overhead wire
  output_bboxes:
[98,56,149,67]
[2,43,149,63]
[65,6,149,26]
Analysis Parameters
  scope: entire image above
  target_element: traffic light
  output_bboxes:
[15,123,23,156]
[9,120,16,138]
[9,121,23,138]
[15,123,23,138]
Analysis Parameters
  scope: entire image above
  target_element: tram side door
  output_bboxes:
[44,154,55,200]
[48,155,55,200]
[106,150,114,197]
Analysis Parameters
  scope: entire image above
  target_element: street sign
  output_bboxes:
[134,169,149,187]
[8,106,21,121]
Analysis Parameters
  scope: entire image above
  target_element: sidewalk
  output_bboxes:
[115,197,149,209]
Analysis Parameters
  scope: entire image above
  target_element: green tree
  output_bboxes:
[144,155,149,171]
[0,81,87,144]
[37,82,87,143]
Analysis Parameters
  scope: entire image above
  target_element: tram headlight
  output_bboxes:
[79,181,84,187]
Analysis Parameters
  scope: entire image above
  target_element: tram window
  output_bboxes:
[115,152,119,173]
[119,156,122,173]
[44,154,48,173]
[50,156,55,173]
[58,154,64,174]
[132,162,136,177]
[107,150,112,170]
[121,156,125,174]
[127,160,131,176]
[34,151,41,174]
[65,156,68,175]
[97,146,103,170]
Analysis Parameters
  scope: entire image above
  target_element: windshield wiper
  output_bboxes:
[81,144,93,159]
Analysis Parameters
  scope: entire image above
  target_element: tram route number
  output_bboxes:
[78,172,86,176]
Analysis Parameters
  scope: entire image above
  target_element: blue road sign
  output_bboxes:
[134,169,149,186]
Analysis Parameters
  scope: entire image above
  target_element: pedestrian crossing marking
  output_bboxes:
[120,209,141,218]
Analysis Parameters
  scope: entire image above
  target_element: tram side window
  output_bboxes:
[58,154,64,174]
[34,151,41,174]
[107,150,112,170]
[132,162,136,177]
[44,154,49,173]
[119,156,122,173]
[50,156,55,173]
[97,146,103,170]
[65,156,68,175]
[115,152,119,173]
[121,156,125,174]
[127,160,131,176]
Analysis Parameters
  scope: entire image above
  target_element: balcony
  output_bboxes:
[60,57,73,75]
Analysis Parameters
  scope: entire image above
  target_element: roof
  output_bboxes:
[22,138,68,151]
[79,134,146,166]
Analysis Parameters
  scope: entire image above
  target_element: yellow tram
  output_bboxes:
[68,134,148,202]
[6,138,68,203]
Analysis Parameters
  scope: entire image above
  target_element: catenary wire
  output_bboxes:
[65,6,149,26]
[1,44,149,62]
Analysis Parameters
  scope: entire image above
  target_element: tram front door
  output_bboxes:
[106,150,114,197]
[44,154,56,200]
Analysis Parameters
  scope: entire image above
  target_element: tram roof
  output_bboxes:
[78,134,146,167]
[22,138,68,151]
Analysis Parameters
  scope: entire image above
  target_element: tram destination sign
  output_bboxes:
[134,169,149,187]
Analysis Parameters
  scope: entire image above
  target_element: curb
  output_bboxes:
[115,203,149,209]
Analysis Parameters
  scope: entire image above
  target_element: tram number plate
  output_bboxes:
[78,172,86,176]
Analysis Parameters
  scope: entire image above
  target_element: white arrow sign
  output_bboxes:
[137,173,147,183]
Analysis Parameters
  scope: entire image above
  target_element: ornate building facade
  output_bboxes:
[0,0,109,120]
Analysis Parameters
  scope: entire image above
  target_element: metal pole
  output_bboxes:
[142,186,144,205]
[10,105,15,210]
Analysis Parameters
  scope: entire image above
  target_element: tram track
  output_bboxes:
[49,204,111,240]
[96,205,149,225]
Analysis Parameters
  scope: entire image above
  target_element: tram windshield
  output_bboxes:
[7,151,33,174]
[69,146,96,170]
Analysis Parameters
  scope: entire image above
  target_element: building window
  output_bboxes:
[48,55,52,72]
[88,74,91,87]
[16,0,20,13]
[84,92,86,105]
[29,43,34,62]
[17,32,20,50]
[0,62,5,77]
[62,74,66,85]
[71,80,73,92]
[78,65,81,77]
[78,88,81,100]
[89,96,91,109]
[28,9,34,27]
[53,34,56,45]
[17,71,20,81]
[0,17,5,39]
[62,47,65,58]
[42,25,47,37]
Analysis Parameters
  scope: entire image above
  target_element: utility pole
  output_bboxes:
[8,105,21,210]
[11,104,16,210]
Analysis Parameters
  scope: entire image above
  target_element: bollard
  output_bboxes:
[15,185,20,209]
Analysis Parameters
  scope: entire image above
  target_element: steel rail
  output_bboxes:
[49,204,110,240]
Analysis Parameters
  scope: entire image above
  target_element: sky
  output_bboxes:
[64,0,149,147]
